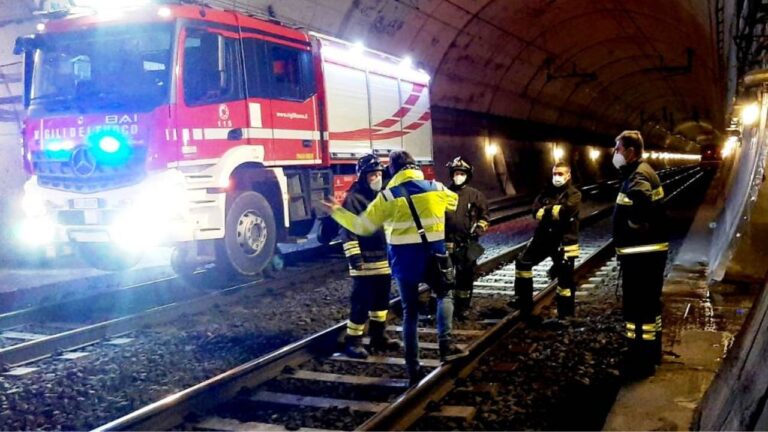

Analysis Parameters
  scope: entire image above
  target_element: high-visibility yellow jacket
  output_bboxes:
[330,168,459,245]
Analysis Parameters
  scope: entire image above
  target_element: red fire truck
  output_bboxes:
[14,1,434,277]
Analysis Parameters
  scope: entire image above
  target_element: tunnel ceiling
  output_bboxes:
[244,0,723,147]
[7,0,723,148]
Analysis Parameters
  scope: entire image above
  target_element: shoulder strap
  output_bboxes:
[399,185,430,245]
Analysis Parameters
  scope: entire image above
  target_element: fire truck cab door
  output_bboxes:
[261,40,321,165]
[175,26,249,162]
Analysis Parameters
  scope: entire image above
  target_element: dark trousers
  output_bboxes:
[390,242,454,369]
[619,251,667,372]
[515,237,575,318]
[347,275,392,335]
[453,258,476,311]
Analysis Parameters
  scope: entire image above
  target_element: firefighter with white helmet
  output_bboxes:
[340,154,402,358]
[445,157,489,318]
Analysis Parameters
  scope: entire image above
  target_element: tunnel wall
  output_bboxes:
[709,93,768,283]
[431,106,679,198]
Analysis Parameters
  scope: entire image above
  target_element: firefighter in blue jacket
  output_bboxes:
[340,155,402,358]
[323,151,461,385]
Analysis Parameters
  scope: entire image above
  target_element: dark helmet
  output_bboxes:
[447,156,473,178]
[356,154,384,176]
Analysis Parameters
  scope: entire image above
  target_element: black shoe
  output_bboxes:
[408,364,425,386]
[343,335,369,359]
[439,340,467,362]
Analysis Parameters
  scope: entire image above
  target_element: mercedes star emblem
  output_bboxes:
[71,147,97,177]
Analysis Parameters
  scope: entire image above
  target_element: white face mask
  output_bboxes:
[552,176,567,187]
[369,177,383,191]
[612,152,627,169]
[453,173,467,186]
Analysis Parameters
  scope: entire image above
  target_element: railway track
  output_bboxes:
[0,250,347,370]
[91,165,706,431]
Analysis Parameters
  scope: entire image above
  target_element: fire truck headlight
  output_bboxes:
[17,216,55,247]
[21,190,47,217]
[110,211,166,252]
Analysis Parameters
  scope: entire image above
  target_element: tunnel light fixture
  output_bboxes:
[553,145,564,162]
[485,143,499,157]
[741,103,760,126]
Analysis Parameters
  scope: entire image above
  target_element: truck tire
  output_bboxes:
[76,243,141,272]
[216,190,277,277]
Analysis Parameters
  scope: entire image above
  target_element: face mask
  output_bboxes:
[369,176,383,192]
[453,173,467,186]
[552,175,567,187]
[612,152,627,169]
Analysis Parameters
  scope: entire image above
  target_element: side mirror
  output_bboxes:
[14,35,43,55]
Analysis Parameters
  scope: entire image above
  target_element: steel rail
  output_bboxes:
[92,205,618,431]
[91,164,704,431]
[0,260,347,367]
[358,240,615,431]
[359,164,707,431]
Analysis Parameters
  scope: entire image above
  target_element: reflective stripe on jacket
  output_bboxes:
[340,181,391,277]
[330,169,459,245]
[612,160,668,253]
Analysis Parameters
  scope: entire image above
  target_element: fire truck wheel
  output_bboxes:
[216,190,277,277]
[76,243,141,272]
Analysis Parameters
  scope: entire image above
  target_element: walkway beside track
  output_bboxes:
[603,170,755,431]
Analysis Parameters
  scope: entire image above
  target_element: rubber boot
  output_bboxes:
[368,320,402,352]
[556,289,575,319]
[515,284,534,317]
[344,334,369,359]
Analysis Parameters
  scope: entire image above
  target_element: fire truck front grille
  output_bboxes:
[32,147,148,193]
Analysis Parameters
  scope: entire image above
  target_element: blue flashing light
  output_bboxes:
[87,130,132,166]
[99,136,121,153]
[42,139,75,161]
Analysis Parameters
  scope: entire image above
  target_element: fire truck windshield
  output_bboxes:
[30,23,173,114]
